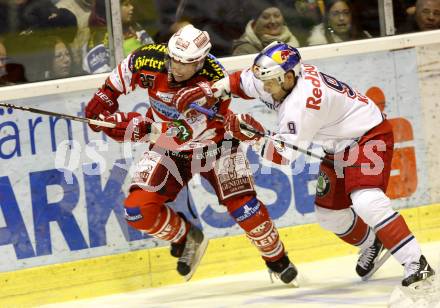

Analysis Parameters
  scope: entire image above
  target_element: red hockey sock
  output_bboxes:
[336,213,372,247]
[124,189,190,243]
[224,195,285,262]
[375,213,412,253]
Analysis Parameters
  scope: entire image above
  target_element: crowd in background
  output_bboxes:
[0,0,439,86]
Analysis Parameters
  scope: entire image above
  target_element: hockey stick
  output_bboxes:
[0,102,116,128]
[189,103,336,165]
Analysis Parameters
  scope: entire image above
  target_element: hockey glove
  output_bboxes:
[172,81,218,118]
[102,111,151,142]
[225,113,265,142]
[85,84,120,132]
[211,77,231,100]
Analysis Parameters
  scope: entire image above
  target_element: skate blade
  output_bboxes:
[183,237,209,282]
[362,250,392,281]
[288,278,300,288]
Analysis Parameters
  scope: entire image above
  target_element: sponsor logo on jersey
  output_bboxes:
[166,120,191,141]
[316,170,330,197]
[232,198,260,222]
[141,44,167,52]
[150,97,180,119]
[134,56,165,71]
[303,64,323,110]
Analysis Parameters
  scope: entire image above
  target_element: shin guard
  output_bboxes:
[124,189,189,243]
[225,195,284,262]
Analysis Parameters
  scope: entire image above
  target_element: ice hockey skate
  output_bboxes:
[170,224,209,282]
[356,237,391,281]
[402,255,435,288]
[266,255,299,287]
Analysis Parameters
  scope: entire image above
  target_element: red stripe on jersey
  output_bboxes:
[376,215,411,250]
[105,78,120,96]
[230,71,254,99]
[118,64,127,94]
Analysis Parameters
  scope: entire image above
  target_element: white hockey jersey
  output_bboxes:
[236,63,383,162]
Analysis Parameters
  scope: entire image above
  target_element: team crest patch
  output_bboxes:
[316,170,330,197]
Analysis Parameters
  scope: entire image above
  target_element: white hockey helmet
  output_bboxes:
[253,41,301,83]
[167,24,212,64]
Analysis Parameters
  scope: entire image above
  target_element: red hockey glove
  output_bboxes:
[225,113,265,142]
[102,112,151,142]
[85,84,120,132]
[172,81,218,117]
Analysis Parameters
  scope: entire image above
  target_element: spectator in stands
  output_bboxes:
[24,35,75,81]
[56,0,93,69]
[351,0,412,37]
[232,3,300,55]
[120,0,155,53]
[0,0,77,38]
[44,8,78,45]
[398,0,440,33]
[0,38,11,86]
[0,0,79,82]
[83,0,154,74]
[154,0,255,56]
[0,38,26,86]
[50,37,74,79]
[0,0,54,34]
[307,0,371,46]
[284,0,323,46]
[404,1,417,16]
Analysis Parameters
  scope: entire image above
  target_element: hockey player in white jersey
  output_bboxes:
[174,41,435,288]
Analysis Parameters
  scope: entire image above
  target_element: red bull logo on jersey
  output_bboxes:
[271,49,296,64]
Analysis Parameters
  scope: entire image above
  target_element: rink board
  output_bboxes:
[0,203,439,307]
[1,38,440,306]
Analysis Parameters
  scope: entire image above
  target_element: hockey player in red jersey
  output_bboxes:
[84,26,297,283]
[173,41,435,288]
